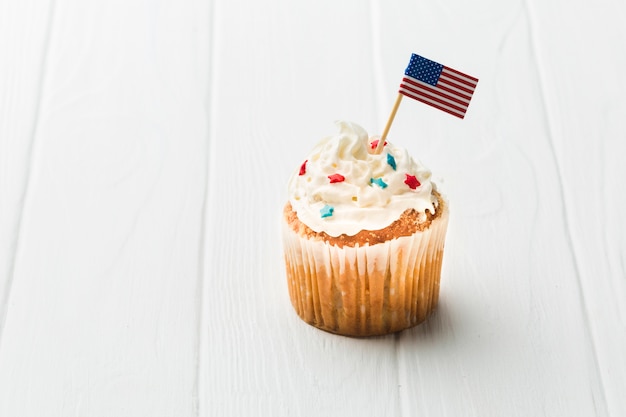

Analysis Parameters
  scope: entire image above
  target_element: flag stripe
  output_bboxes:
[399,90,466,118]
[436,79,474,100]
[442,66,479,83]
[399,83,469,112]
[440,73,478,90]
[440,68,477,94]
[399,86,467,117]
[439,71,477,92]
[401,77,470,108]
[437,78,475,98]
[402,76,472,103]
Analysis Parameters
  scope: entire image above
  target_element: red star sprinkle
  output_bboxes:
[370,139,387,150]
[299,160,307,176]
[328,173,345,183]
[404,174,421,190]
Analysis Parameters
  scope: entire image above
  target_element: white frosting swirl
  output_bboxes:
[288,121,437,237]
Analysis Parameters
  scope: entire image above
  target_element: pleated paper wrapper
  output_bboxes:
[282,205,449,337]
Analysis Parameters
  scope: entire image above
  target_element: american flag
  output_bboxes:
[399,53,478,119]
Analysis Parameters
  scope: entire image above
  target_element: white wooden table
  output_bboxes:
[1,1,625,416]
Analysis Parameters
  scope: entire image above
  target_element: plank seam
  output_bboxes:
[196,0,218,416]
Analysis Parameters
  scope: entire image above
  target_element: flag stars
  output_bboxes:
[320,205,334,218]
[405,54,443,86]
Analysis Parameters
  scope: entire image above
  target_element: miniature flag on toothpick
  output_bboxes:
[399,53,478,119]
[375,52,478,153]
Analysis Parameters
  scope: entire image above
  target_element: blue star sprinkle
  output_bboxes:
[370,178,388,189]
[320,204,334,218]
[386,153,396,170]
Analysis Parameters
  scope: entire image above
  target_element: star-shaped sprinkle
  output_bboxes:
[299,160,307,176]
[370,139,387,150]
[328,173,345,183]
[404,174,421,190]
[320,204,334,218]
[386,153,396,170]
[370,177,388,189]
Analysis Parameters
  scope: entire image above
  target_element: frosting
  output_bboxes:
[288,121,438,237]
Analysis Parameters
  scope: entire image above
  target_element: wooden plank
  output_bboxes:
[0,0,211,415]
[525,1,626,415]
[199,0,403,415]
[0,0,55,337]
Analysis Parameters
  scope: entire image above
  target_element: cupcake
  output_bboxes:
[282,121,449,337]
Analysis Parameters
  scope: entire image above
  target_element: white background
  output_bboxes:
[1,0,625,416]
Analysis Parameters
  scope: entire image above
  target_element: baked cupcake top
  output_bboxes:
[288,121,438,237]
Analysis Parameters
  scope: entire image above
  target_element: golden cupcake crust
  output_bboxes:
[284,190,445,248]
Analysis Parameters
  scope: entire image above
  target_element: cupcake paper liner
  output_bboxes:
[282,205,449,337]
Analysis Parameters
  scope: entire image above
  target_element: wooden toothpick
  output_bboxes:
[375,93,403,154]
